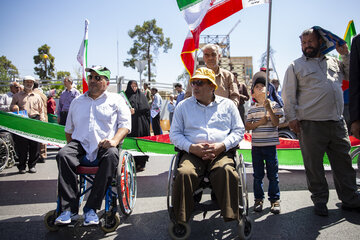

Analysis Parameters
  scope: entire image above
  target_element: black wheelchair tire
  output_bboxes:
[238,215,253,240]
[99,212,120,233]
[117,151,137,216]
[44,210,60,232]
[168,221,191,240]
[0,138,9,172]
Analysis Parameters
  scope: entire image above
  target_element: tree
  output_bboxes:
[176,69,190,89]
[33,44,55,80]
[0,55,19,81]
[124,19,173,82]
[0,56,19,93]
[56,71,71,80]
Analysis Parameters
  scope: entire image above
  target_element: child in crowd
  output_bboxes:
[245,71,283,214]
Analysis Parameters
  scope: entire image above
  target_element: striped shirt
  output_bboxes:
[246,101,283,146]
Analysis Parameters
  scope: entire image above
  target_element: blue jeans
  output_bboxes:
[251,146,280,201]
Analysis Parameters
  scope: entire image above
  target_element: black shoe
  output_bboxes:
[38,157,45,163]
[18,169,26,174]
[314,203,328,216]
[341,204,360,212]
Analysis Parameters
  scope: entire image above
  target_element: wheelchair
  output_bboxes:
[167,149,253,240]
[350,146,360,186]
[0,130,17,172]
[44,149,137,233]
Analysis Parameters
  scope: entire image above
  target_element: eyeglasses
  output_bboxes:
[87,75,104,81]
[191,80,207,87]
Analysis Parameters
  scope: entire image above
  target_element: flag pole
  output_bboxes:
[265,0,273,97]
[193,49,198,75]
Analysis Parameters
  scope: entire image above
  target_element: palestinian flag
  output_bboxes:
[178,0,269,75]
[344,20,357,49]
[77,19,89,93]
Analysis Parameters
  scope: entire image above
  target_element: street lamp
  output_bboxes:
[43,54,56,79]
[134,60,147,90]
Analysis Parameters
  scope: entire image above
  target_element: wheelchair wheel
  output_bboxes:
[99,212,120,233]
[168,221,191,240]
[236,152,249,217]
[167,154,178,218]
[350,147,360,186]
[117,151,137,216]
[0,138,9,172]
[238,215,253,240]
[44,210,60,232]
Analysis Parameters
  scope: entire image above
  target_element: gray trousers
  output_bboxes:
[172,151,239,223]
[56,140,119,213]
[299,120,360,207]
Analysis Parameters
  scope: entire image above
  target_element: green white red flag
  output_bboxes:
[77,19,89,93]
[178,0,269,76]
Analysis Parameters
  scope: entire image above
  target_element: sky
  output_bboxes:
[1,0,360,89]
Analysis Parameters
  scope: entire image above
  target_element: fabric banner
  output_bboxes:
[1,111,359,170]
[77,19,89,93]
[342,21,356,96]
[178,0,269,75]
[312,26,347,55]
[344,20,357,49]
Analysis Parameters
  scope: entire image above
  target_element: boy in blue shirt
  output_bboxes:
[245,71,283,214]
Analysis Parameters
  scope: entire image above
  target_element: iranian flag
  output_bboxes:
[178,0,269,75]
[77,19,89,93]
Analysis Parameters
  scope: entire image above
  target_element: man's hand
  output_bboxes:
[289,119,301,135]
[98,139,118,149]
[11,105,19,113]
[336,42,349,56]
[351,120,360,140]
[130,108,135,115]
[189,142,225,161]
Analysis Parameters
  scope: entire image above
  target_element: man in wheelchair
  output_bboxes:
[55,66,131,226]
[169,67,245,224]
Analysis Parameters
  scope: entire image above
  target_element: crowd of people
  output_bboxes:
[0,26,359,228]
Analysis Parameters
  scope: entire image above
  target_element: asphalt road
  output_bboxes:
[0,148,359,240]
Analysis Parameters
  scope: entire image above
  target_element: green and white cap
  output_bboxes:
[85,65,111,80]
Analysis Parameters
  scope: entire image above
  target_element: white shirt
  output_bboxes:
[0,92,13,112]
[151,92,162,118]
[170,95,244,153]
[65,91,131,162]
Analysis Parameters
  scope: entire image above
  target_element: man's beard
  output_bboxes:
[302,46,320,58]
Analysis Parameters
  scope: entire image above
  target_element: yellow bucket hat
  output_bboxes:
[190,67,217,90]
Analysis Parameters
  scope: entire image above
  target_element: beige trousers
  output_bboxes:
[172,151,239,223]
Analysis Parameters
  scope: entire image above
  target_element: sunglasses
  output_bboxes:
[191,80,207,87]
[87,75,104,81]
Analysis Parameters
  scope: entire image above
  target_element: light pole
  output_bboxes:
[134,60,147,90]
[43,54,56,79]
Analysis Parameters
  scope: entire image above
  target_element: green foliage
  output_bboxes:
[0,55,19,80]
[124,19,173,82]
[33,44,55,80]
[0,55,19,93]
[56,71,71,80]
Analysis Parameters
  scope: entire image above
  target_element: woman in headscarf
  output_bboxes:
[125,80,150,171]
